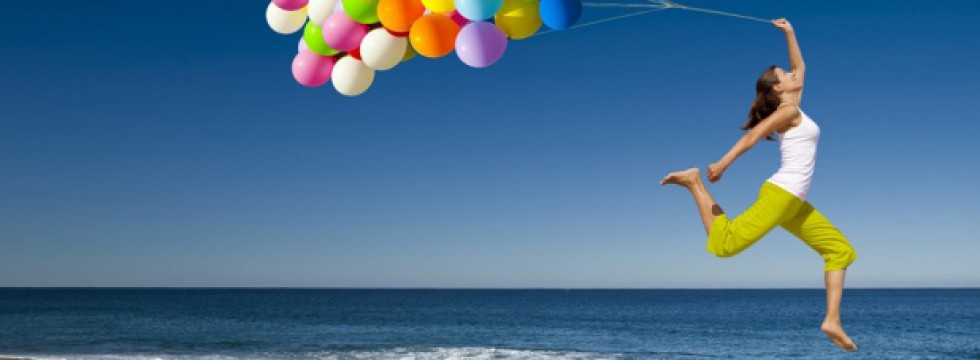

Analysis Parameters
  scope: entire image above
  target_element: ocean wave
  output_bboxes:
[307,347,622,359]
[7,347,624,360]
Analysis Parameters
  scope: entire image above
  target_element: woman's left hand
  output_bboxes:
[772,18,794,33]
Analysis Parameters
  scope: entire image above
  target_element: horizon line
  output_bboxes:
[2,286,977,290]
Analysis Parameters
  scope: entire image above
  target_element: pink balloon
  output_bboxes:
[449,10,470,27]
[322,11,368,52]
[273,0,309,11]
[292,48,336,87]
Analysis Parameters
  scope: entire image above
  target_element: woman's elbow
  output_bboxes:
[743,133,763,148]
[737,138,758,154]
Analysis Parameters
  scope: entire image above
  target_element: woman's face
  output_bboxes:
[773,67,802,93]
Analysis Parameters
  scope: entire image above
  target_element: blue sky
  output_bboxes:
[1,0,978,288]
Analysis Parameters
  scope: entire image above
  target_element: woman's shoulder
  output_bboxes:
[774,104,804,134]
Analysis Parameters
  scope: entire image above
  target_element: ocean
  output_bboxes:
[1,289,978,359]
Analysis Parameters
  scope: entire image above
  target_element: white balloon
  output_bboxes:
[266,2,308,34]
[307,0,338,26]
[359,28,408,71]
[332,56,375,96]
[298,36,309,53]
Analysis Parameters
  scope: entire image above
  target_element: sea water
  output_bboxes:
[1,289,978,359]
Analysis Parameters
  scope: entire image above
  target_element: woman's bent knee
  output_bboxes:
[824,246,858,272]
[706,214,737,257]
[707,246,741,258]
[705,214,766,258]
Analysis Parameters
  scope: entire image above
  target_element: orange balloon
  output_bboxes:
[409,14,461,58]
[378,0,426,33]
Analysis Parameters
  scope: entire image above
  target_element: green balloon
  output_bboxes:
[303,21,339,56]
[342,0,379,25]
[401,42,416,62]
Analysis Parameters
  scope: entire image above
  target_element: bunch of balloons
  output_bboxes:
[266,0,583,96]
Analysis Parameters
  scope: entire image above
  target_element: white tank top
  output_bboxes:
[766,107,820,201]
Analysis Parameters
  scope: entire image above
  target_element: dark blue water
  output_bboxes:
[1,289,978,359]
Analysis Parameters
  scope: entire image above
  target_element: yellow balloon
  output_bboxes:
[494,0,541,40]
[421,0,454,14]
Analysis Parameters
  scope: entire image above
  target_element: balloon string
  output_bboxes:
[651,0,773,23]
[530,8,667,37]
[581,0,773,23]
[582,3,667,8]
[529,0,770,38]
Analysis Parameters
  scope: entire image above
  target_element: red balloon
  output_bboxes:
[274,0,309,11]
[449,10,469,27]
[385,28,410,37]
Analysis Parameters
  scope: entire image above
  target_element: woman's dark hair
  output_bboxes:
[742,65,781,141]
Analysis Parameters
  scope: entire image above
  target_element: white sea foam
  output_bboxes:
[308,347,621,359]
[12,356,243,360]
[10,347,624,360]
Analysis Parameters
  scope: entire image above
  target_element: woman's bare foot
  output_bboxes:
[821,320,857,351]
[659,168,701,187]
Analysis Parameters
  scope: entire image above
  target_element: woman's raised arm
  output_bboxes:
[774,18,805,76]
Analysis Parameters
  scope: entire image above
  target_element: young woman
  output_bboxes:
[659,18,858,351]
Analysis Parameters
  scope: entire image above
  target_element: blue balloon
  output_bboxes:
[455,0,505,21]
[539,0,581,30]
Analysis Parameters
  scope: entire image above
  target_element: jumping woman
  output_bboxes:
[659,18,858,351]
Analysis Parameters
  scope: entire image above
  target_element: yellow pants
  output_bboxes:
[707,181,857,271]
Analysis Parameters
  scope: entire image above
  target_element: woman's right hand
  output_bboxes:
[772,18,794,33]
[707,162,726,183]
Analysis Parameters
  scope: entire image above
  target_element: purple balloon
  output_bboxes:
[292,48,336,87]
[455,21,507,68]
[322,11,367,52]
[273,0,309,11]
